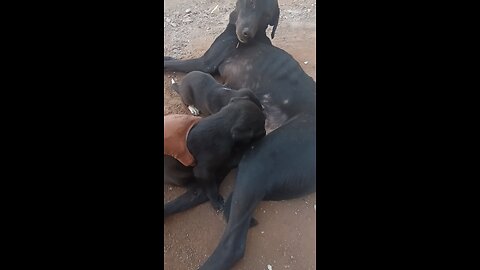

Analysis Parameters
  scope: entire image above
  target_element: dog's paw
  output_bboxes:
[188,105,200,116]
[213,203,224,213]
[211,196,225,212]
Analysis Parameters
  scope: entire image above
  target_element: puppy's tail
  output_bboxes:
[170,78,180,94]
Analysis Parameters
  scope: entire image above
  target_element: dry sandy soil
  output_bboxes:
[164,0,316,269]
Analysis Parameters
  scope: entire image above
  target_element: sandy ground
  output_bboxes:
[164,1,316,269]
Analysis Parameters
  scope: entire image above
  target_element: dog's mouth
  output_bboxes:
[237,35,249,44]
[236,29,251,44]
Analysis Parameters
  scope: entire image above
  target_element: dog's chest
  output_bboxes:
[219,59,287,133]
[219,51,264,89]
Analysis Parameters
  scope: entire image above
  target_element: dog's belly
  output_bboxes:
[219,47,315,132]
[219,56,258,89]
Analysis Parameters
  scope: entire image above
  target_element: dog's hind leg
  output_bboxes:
[223,193,258,227]
[199,182,265,270]
[164,184,208,220]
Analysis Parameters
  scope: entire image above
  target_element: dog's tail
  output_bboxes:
[170,78,180,94]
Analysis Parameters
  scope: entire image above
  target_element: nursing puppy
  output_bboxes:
[171,71,263,116]
[164,96,266,217]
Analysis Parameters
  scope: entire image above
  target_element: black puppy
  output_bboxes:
[165,1,316,269]
[171,71,263,116]
[164,97,266,218]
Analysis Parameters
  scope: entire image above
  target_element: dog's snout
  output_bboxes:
[237,26,255,43]
[242,28,250,38]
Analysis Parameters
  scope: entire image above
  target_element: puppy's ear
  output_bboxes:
[249,96,264,111]
[231,126,254,143]
[229,96,249,104]
[269,6,280,39]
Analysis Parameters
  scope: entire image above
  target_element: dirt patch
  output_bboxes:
[164,1,316,269]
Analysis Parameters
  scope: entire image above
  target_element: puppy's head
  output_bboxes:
[235,88,264,111]
[228,97,266,144]
[229,0,280,43]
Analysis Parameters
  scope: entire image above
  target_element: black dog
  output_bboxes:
[171,71,263,116]
[164,0,316,269]
[164,97,266,218]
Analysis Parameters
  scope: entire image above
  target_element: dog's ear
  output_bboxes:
[229,9,238,25]
[231,125,254,143]
[269,6,280,39]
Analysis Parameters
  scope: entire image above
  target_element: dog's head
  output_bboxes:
[229,0,280,43]
[227,97,266,144]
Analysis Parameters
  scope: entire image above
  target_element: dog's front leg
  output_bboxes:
[204,183,225,212]
[164,24,238,74]
[193,166,226,212]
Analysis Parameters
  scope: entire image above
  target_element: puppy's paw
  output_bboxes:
[250,217,259,228]
[188,105,200,116]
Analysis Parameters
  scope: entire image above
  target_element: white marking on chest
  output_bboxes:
[283,99,289,104]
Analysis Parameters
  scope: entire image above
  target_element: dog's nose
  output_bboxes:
[242,28,250,38]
